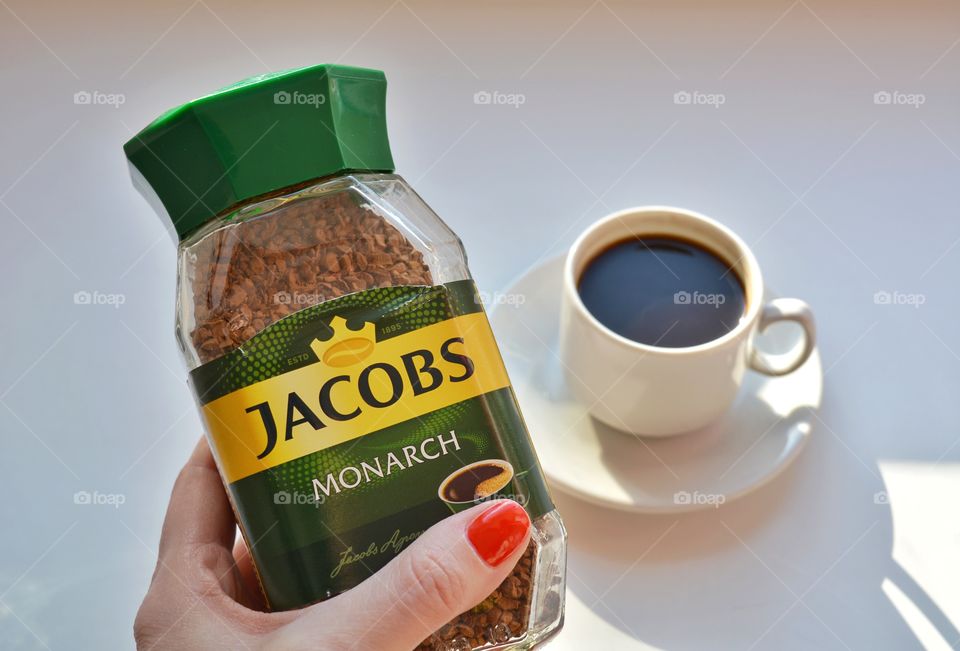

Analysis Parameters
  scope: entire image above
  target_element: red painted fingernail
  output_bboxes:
[466,501,530,567]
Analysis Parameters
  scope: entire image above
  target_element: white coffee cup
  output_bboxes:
[559,206,816,437]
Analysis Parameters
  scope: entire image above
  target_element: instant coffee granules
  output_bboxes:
[125,64,566,651]
[419,544,537,650]
[188,192,433,364]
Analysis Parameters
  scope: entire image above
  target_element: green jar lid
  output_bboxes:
[123,64,395,240]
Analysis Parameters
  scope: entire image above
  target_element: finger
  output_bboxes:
[158,437,236,563]
[276,500,531,651]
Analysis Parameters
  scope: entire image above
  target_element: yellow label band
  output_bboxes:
[201,312,511,483]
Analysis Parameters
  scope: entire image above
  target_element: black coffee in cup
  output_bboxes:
[577,235,747,347]
[440,460,513,503]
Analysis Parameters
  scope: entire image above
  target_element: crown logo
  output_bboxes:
[310,316,377,367]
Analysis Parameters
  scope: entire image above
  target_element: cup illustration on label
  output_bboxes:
[438,459,514,513]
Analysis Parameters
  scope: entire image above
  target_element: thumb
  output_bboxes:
[279,500,531,651]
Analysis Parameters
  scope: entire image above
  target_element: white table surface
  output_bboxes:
[2,1,958,649]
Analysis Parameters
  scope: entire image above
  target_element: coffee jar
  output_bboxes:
[124,64,566,650]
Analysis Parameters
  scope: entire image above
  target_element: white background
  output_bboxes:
[1,1,958,649]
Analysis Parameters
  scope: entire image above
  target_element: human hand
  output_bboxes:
[133,438,531,650]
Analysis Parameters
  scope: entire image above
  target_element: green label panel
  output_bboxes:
[190,280,554,611]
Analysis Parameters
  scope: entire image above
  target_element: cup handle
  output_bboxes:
[748,298,816,376]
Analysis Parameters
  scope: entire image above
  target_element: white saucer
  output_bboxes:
[489,256,822,513]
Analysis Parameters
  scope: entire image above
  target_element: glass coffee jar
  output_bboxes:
[124,64,565,650]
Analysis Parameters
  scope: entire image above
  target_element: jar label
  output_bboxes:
[189,280,554,610]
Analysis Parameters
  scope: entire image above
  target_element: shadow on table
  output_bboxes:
[555,398,959,649]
